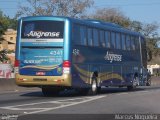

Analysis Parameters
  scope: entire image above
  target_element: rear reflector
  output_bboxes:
[63,61,71,74]
[63,67,70,74]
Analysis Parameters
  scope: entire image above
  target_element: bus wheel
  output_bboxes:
[127,86,134,91]
[133,76,139,87]
[146,79,151,86]
[77,88,90,96]
[42,87,60,97]
[127,76,138,91]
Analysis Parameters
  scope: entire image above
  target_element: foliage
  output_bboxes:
[0,10,17,63]
[128,21,143,32]
[8,18,17,30]
[7,50,15,54]
[0,11,10,37]
[89,8,130,28]
[129,21,160,61]
[0,49,9,63]
[16,0,94,18]
[0,10,17,38]
[129,21,159,37]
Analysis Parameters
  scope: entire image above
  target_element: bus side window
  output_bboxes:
[87,28,93,46]
[116,33,121,49]
[111,32,116,49]
[73,24,81,45]
[93,28,99,47]
[105,31,110,48]
[100,30,105,47]
[121,34,126,50]
[135,37,140,50]
[126,35,131,50]
[131,36,136,50]
[80,26,87,46]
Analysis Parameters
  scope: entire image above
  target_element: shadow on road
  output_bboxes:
[99,87,144,94]
[20,86,160,98]
[20,91,44,97]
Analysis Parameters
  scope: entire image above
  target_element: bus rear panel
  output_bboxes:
[15,17,72,87]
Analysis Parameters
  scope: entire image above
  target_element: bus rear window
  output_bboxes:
[21,20,64,39]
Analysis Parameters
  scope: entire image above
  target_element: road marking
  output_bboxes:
[0,96,101,108]
[116,93,129,95]
[0,95,106,114]
[0,89,40,95]
[115,90,160,96]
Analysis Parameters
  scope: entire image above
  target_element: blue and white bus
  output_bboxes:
[15,16,147,96]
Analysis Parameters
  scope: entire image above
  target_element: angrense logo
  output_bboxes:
[27,31,60,38]
[104,51,122,63]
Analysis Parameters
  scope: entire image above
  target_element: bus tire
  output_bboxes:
[127,86,134,91]
[127,75,138,91]
[146,79,151,86]
[77,88,90,96]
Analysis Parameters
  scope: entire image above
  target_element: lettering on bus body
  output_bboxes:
[104,51,122,63]
[73,49,80,56]
[50,50,63,56]
[26,31,60,38]
[21,49,63,66]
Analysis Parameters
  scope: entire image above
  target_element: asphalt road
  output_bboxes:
[0,85,160,120]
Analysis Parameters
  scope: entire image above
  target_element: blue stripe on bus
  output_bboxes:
[22,16,66,21]
[21,42,64,46]
[63,19,71,60]
[16,19,22,59]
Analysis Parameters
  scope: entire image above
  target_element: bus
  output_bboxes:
[15,16,147,96]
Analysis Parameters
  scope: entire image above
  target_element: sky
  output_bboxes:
[93,0,160,24]
[0,0,160,23]
[0,0,160,34]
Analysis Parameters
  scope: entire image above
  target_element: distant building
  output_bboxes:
[0,29,17,65]
[0,29,16,51]
[147,64,160,75]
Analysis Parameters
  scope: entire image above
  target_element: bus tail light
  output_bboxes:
[14,59,19,67]
[63,61,71,74]
[63,61,71,67]
[14,59,19,74]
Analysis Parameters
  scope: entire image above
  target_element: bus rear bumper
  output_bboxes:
[15,74,72,87]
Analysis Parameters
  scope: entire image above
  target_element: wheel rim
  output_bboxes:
[92,80,97,93]
[133,76,139,86]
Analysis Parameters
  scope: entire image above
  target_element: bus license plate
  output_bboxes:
[33,78,47,81]
[36,72,45,76]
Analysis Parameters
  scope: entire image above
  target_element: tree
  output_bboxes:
[142,22,159,38]
[16,0,94,18]
[0,49,9,63]
[130,21,159,38]
[0,10,10,37]
[8,18,17,30]
[89,8,130,28]
[0,10,17,38]
[128,21,142,32]
[129,21,159,62]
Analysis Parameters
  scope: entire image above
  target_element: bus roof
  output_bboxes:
[20,16,143,37]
